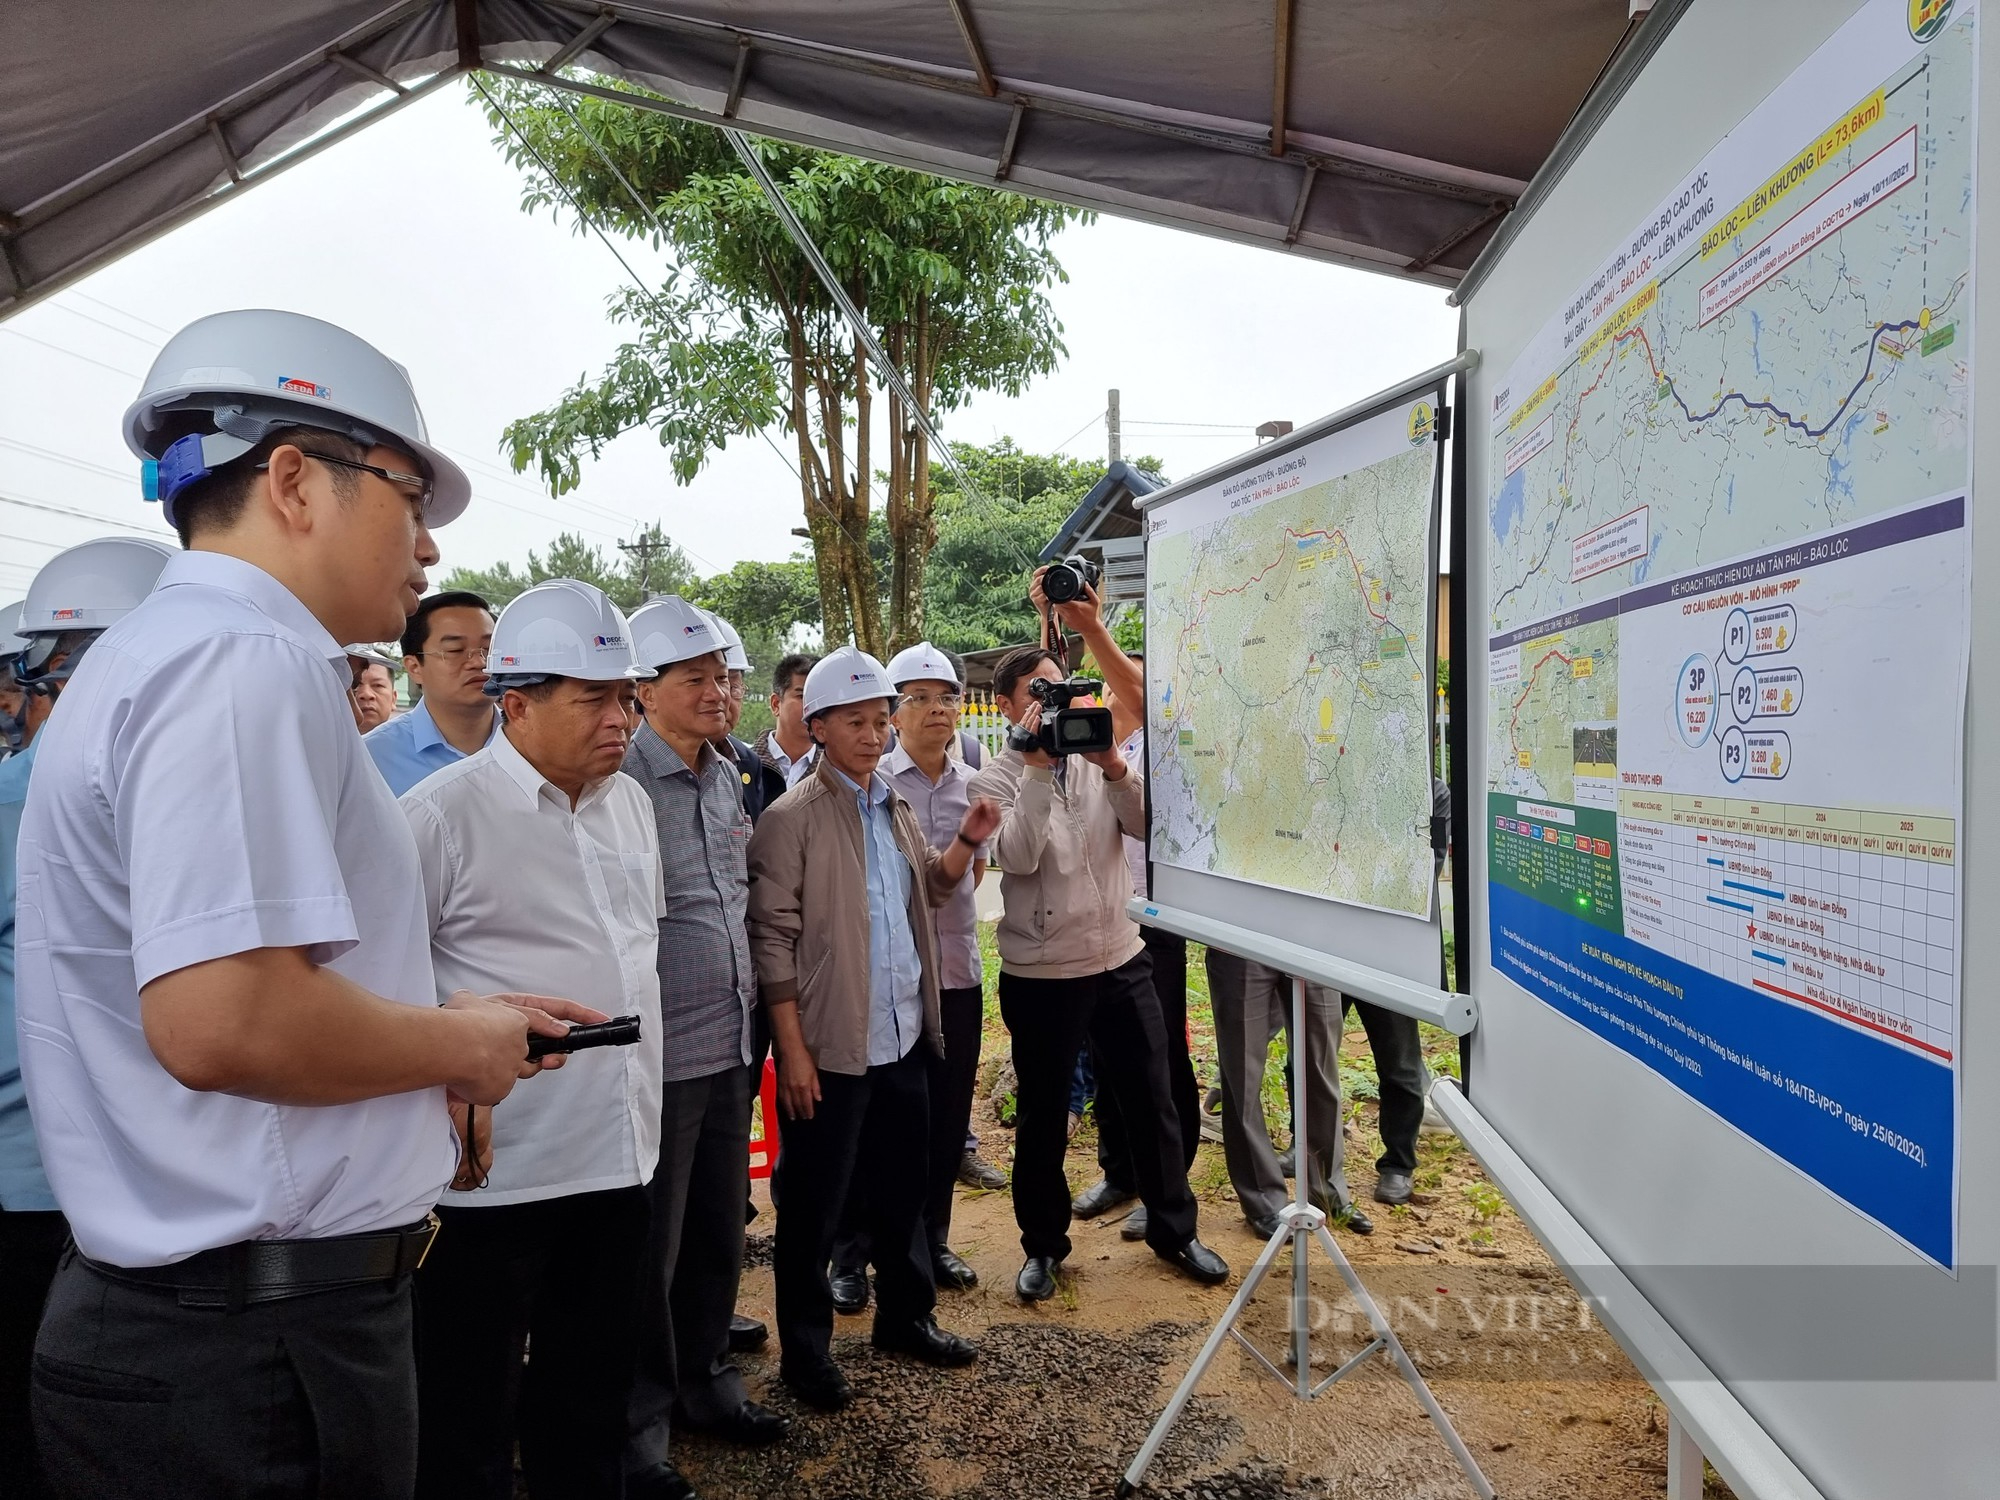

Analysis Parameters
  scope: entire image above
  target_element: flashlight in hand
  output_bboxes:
[526,1014,643,1061]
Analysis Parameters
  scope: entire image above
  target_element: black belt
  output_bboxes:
[82,1214,439,1312]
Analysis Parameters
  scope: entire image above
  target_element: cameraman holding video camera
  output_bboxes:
[972,572,1228,1302]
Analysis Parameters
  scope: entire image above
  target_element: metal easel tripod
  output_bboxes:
[1114,976,1495,1499]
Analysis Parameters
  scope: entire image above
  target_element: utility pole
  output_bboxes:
[619,533,670,597]
[1107,387,1121,465]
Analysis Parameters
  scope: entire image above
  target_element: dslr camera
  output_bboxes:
[1008,676,1116,757]
[1042,554,1102,605]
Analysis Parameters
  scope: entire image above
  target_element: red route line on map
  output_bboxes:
[1506,647,1575,763]
[1175,525,1389,668]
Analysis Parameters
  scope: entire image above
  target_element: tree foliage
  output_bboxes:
[480,79,1084,655]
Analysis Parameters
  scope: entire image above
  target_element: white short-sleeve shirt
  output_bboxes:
[403,732,666,1207]
[14,551,458,1267]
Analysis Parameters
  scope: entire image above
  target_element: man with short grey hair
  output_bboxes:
[622,598,789,1500]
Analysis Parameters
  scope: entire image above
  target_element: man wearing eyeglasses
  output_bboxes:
[17,311,593,1500]
[365,590,498,795]
[826,644,991,1310]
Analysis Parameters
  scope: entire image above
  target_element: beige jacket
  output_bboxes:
[971,748,1146,980]
[746,758,957,1077]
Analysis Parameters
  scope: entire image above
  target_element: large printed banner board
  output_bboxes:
[1485,0,1974,1266]
[1148,395,1441,917]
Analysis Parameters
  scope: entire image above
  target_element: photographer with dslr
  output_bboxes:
[972,641,1228,1302]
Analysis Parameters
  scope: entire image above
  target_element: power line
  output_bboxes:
[0,327,143,380]
[68,291,174,336]
[478,75,875,575]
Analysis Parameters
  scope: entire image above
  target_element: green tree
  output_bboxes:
[919,439,1164,655]
[440,522,692,612]
[481,80,1082,656]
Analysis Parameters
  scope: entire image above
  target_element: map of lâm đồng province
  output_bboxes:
[1147,397,1440,916]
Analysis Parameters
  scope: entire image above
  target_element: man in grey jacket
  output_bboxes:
[971,645,1229,1303]
[746,647,997,1413]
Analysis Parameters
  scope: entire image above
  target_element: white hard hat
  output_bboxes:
[486,579,651,686]
[20,536,175,636]
[343,643,402,672]
[706,611,751,673]
[629,595,724,670]
[122,309,471,531]
[0,601,25,658]
[803,645,897,720]
[885,641,961,690]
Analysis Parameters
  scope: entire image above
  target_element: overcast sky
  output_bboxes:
[0,87,1459,603]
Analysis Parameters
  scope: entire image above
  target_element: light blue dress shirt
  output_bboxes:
[364,697,496,796]
[0,736,55,1210]
[831,765,925,1066]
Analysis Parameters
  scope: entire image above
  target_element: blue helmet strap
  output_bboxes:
[138,403,383,509]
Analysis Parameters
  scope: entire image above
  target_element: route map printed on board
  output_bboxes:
[1148,396,1440,917]
[1486,0,1973,1266]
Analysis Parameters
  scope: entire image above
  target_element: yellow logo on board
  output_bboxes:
[1408,401,1436,446]
[1910,0,1953,42]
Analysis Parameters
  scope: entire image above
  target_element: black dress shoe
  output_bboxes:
[627,1460,699,1500]
[957,1151,1009,1191]
[1071,1178,1139,1219]
[727,1312,768,1352]
[1120,1204,1149,1242]
[1015,1255,1060,1302]
[689,1398,791,1447]
[1338,1202,1376,1235]
[780,1359,852,1412]
[932,1245,978,1289]
[829,1265,870,1315]
[872,1315,979,1367]
[1157,1237,1230,1285]
[1246,1212,1282,1239]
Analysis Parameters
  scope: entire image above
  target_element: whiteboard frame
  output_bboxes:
[1454,2,1996,1495]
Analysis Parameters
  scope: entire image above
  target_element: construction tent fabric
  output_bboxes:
[0,1,1638,316]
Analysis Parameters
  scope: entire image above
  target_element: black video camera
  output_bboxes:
[1008,676,1115,757]
[526,1014,643,1061]
[1042,554,1102,604]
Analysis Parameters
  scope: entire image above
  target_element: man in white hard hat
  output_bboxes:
[344,643,400,733]
[0,602,26,759]
[403,578,664,1500]
[366,589,498,794]
[0,536,172,1500]
[827,643,994,1311]
[621,598,788,1500]
[746,646,999,1412]
[17,310,598,1500]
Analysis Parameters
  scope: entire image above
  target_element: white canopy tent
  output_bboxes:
[0,0,1650,316]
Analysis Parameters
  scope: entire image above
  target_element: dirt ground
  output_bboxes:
[675,997,1735,1500]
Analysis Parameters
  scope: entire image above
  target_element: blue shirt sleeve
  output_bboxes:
[0,742,56,1210]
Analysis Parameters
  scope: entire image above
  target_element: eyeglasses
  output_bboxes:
[414,645,490,666]
[901,691,963,710]
[258,451,433,514]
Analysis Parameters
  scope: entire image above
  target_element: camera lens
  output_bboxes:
[1044,564,1081,603]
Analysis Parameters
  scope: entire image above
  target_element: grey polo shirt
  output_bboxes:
[884,743,985,991]
[624,722,756,1082]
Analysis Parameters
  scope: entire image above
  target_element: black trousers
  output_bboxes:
[773,1044,935,1369]
[1096,927,1200,1187]
[1,1209,67,1500]
[34,1247,417,1500]
[628,1065,753,1474]
[1343,998,1430,1174]
[833,983,986,1268]
[999,949,1199,1262]
[416,1186,650,1500]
